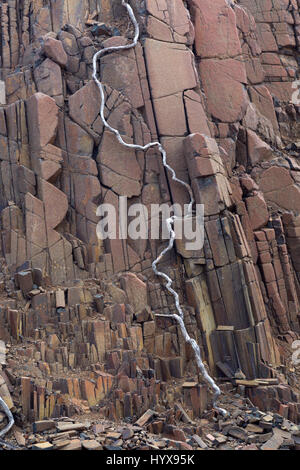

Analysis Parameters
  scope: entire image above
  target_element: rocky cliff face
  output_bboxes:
[0,0,300,433]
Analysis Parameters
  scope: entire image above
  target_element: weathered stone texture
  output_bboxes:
[0,0,300,425]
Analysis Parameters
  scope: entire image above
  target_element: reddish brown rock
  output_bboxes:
[190,0,242,58]
[25,193,48,250]
[199,58,248,123]
[184,133,232,215]
[146,0,193,43]
[267,82,294,103]
[43,37,68,67]
[33,58,63,106]
[100,45,144,109]
[120,273,148,313]
[147,15,174,42]
[97,130,142,197]
[246,193,269,231]
[258,167,300,212]
[259,167,293,194]
[240,175,258,193]
[144,39,198,99]
[64,118,94,157]
[1,0,300,436]
[247,130,273,165]
[69,80,100,129]
[184,90,211,136]
[82,440,102,451]
[249,86,279,133]
[26,93,58,150]
[153,93,187,136]
[73,173,101,220]
[38,179,68,232]
[38,160,61,181]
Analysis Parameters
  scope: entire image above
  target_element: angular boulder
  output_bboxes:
[26,92,58,150]
[43,37,68,67]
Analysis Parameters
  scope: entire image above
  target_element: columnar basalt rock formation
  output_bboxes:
[0,0,300,434]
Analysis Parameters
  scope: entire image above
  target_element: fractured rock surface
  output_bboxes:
[0,0,300,447]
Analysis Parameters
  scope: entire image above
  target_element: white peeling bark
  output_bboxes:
[0,396,14,438]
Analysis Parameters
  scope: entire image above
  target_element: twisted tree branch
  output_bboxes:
[93,0,226,416]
